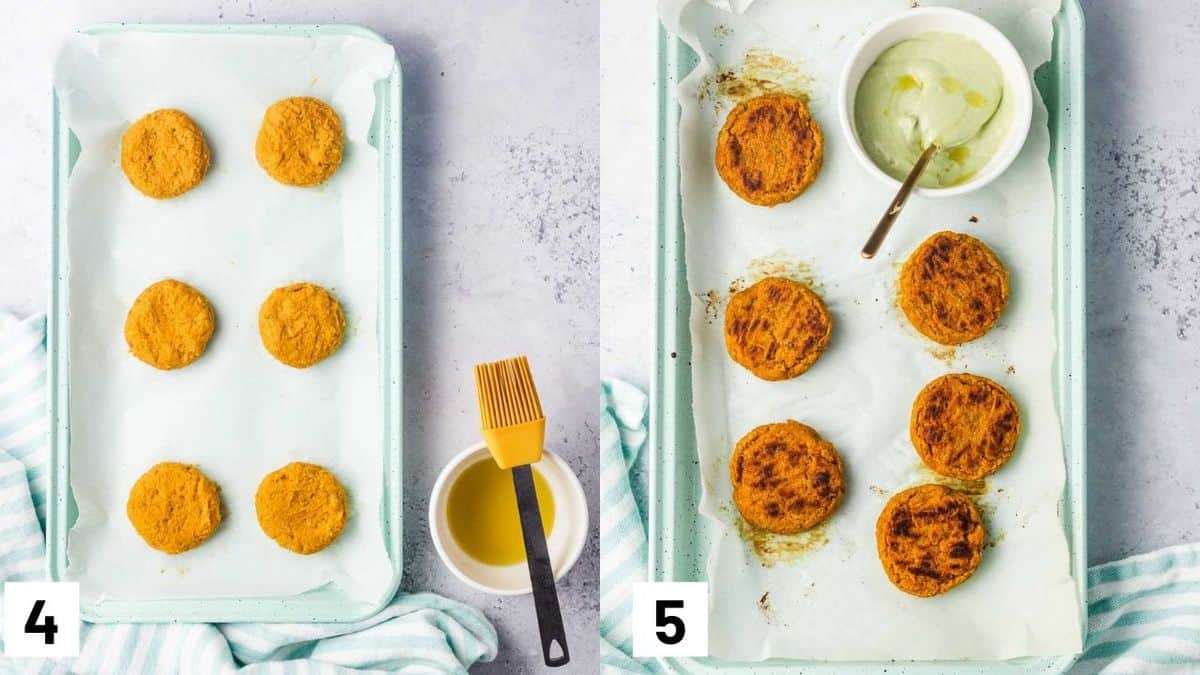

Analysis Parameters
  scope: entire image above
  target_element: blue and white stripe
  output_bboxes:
[598,377,1200,674]
[599,379,656,675]
[0,313,497,674]
[1075,543,1200,673]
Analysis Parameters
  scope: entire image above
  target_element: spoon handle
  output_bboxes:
[861,144,939,259]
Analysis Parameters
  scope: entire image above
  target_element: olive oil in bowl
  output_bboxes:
[446,459,556,566]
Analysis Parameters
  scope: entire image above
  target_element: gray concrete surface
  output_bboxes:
[0,2,598,673]
[1082,0,1200,565]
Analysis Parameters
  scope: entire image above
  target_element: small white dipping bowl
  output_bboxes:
[429,442,589,595]
[838,7,1033,198]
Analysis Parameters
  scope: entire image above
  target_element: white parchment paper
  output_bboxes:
[54,33,395,605]
[659,0,1082,661]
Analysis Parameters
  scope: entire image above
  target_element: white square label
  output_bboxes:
[3,582,81,658]
[631,581,708,657]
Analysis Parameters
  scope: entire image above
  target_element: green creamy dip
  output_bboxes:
[854,32,1011,188]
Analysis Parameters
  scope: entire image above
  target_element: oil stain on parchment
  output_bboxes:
[757,591,773,621]
[702,252,821,324]
[735,515,830,568]
[718,49,813,101]
[755,588,800,629]
[929,346,958,365]
[701,289,723,324]
[979,487,1007,549]
[699,49,814,115]
[911,462,988,496]
[987,528,1006,549]
[717,501,831,567]
[978,498,1004,549]
[731,251,822,294]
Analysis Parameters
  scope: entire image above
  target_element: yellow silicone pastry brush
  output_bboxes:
[474,355,569,668]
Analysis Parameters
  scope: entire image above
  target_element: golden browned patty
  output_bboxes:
[715,93,824,206]
[124,279,216,370]
[120,109,210,199]
[898,231,1009,345]
[724,276,832,381]
[256,462,348,554]
[876,483,985,597]
[127,462,222,554]
[730,420,844,534]
[911,373,1020,480]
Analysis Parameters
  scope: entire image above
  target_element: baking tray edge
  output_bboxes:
[45,22,404,624]
[649,2,1087,671]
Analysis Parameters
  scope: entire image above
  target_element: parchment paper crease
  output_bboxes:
[659,0,1081,661]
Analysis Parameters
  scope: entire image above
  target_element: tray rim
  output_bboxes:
[649,2,1087,671]
[45,22,404,624]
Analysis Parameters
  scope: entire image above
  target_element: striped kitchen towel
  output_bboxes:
[598,377,1200,674]
[598,378,656,675]
[1076,544,1200,674]
[0,313,498,675]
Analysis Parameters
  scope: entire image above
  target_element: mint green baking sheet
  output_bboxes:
[45,23,403,624]
[650,1,1086,671]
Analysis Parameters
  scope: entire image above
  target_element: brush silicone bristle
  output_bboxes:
[475,356,544,429]
[474,356,546,469]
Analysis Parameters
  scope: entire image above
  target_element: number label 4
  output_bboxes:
[3,582,79,658]
[24,599,59,645]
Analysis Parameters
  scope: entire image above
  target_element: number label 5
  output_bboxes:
[655,599,686,645]
[3,582,80,657]
[632,582,708,657]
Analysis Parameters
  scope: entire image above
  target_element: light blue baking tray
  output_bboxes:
[46,23,404,624]
[650,1,1086,671]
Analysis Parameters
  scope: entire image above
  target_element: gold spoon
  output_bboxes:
[861,143,939,259]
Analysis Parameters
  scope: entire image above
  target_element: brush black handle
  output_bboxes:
[512,464,570,667]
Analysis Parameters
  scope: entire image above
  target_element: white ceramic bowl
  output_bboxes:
[429,442,589,595]
[838,7,1033,198]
